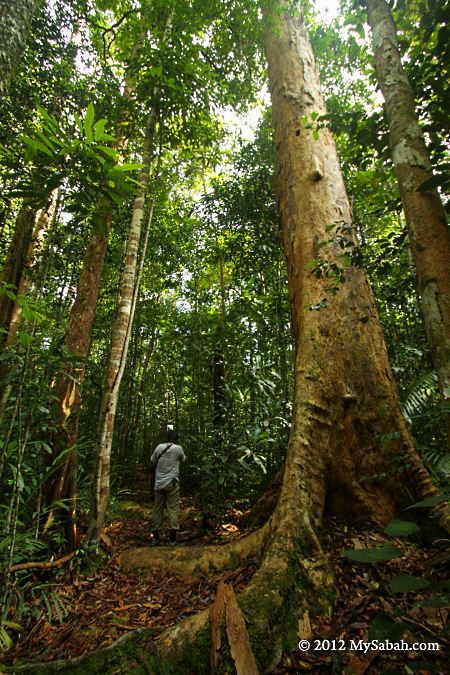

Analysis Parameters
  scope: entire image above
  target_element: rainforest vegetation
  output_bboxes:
[0,0,449,672]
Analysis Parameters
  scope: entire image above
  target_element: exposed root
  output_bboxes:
[118,520,271,576]
[0,628,156,674]
[153,531,334,672]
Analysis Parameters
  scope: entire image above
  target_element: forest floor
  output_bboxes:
[1,491,449,674]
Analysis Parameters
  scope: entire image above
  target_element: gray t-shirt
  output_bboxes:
[150,443,185,490]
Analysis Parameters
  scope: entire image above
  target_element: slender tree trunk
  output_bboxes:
[0,195,55,426]
[212,248,227,428]
[0,0,38,99]
[43,196,113,550]
[87,140,159,542]
[131,329,157,454]
[367,0,450,443]
[4,193,55,349]
[0,204,36,349]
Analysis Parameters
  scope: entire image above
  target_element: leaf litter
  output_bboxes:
[1,506,448,673]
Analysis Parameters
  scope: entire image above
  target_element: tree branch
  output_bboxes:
[9,551,76,573]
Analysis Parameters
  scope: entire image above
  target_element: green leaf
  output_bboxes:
[21,135,53,158]
[114,162,144,172]
[84,103,95,143]
[385,518,420,537]
[390,574,431,593]
[405,493,450,509]
[367,613,404,642]
[74,111,83,135]
[344,545,402,563]
[418,594,450,608]
[18,331,33,348]
[97,145,117,159]
[104,189,123,205]
[93,118,107,141]
[33,128,58,152]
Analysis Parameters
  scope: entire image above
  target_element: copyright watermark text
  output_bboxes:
[298,639,440,654]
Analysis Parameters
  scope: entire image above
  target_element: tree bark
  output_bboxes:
[0,0,38,99]
[367,0,450,443]
[0,204,36,350]
[87,123,158,542]
[3,193,55,349]
[44,196,113,550]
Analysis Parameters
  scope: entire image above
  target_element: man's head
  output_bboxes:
[166,425,178,443]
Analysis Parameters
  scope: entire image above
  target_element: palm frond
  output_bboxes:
[402,371,437,422]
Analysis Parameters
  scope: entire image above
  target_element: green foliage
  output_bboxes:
[345,496,449,643]
[344,545,402,563]
[0,619,22,653]
[384,519,420,537]
[389,574,430,593]
[3,103,141,234]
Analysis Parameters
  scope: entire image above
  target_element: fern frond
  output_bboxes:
[402,371,437,421]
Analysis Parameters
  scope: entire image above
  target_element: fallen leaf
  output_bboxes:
[298,610,313,640]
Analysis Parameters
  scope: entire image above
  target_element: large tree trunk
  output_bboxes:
[0,0,38,99]
[367,0,450,443]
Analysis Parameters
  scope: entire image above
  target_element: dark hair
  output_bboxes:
[166,428,178,443]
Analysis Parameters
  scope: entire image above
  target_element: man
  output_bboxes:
[150,426,185,546]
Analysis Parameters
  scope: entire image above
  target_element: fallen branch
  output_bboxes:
[401,615,450,647]
[210,581,227,673]
[225,584,259,675]
[210,581,259,675]
[109,622,141,631]
[9,551,76,573]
